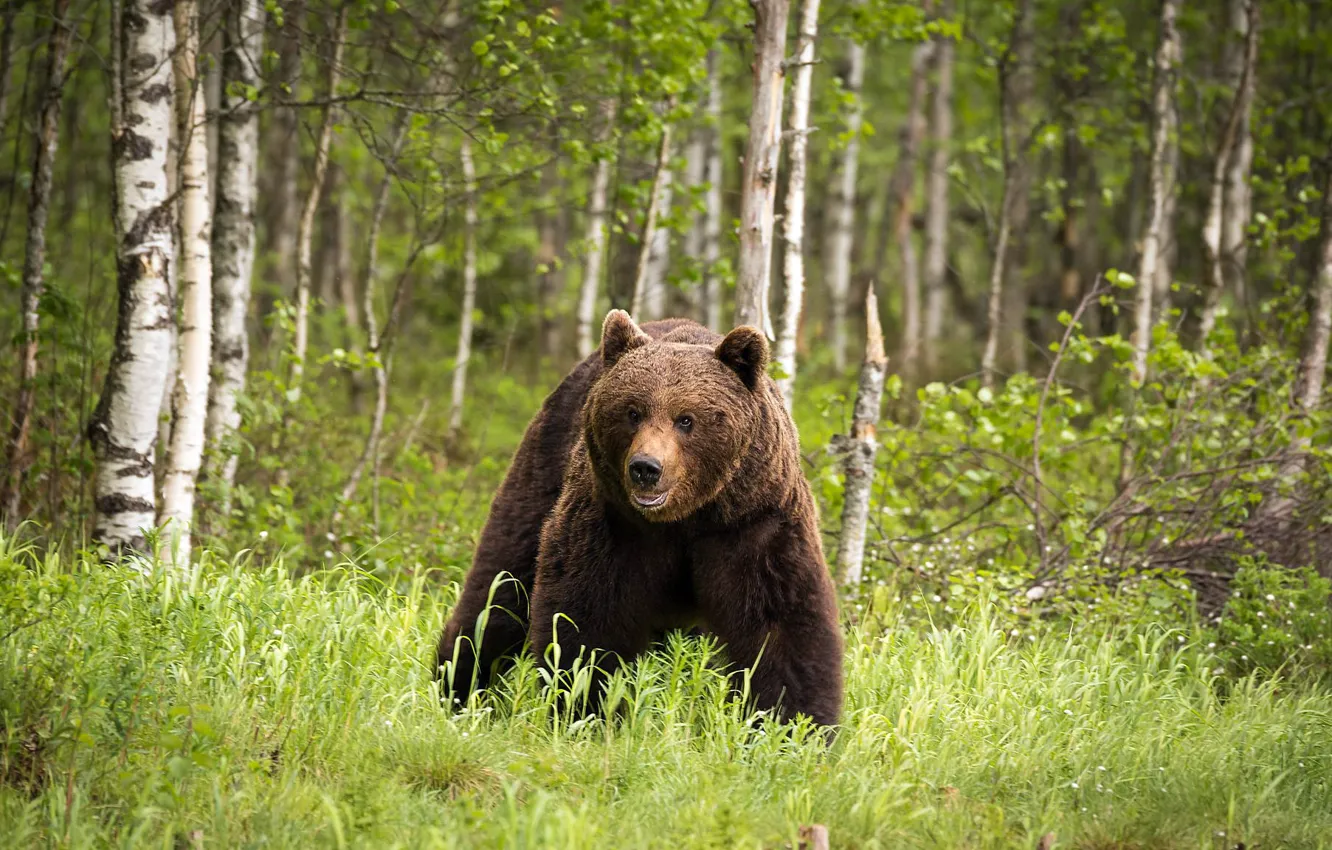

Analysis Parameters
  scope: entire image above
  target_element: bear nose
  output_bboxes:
[628,455,662,488]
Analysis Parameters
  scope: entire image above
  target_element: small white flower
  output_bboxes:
[385,719,393,727]
[324,550,334,559]
[326,532,336,541]
[1097,765,1106,771]
[1207,642,1217,649]
[1158,767,1166,772]
[1064,709,1074,716]
[273,629,283,637]
[1177,635,1185,643]
[1266,594,1276,601]
[1070,781,1079,789]
[259,530,269,540]
[931,594,943,603]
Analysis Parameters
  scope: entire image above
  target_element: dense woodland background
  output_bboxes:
[1,0,1331,610]
[4,1,1332,845]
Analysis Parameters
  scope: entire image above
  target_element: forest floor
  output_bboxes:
[3,547,1332,849]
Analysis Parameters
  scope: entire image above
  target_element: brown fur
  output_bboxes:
[436,311,843,725]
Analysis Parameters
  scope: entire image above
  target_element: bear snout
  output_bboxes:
[628,454,663,488]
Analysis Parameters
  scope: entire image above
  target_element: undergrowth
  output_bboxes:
[3,538,1331,849]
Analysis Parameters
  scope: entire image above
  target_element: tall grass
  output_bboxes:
[2,540,1330,848]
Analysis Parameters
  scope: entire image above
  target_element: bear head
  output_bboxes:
[585,309,769,523]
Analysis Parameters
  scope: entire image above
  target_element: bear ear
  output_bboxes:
[601,309,650,367]
[715,326,769,391]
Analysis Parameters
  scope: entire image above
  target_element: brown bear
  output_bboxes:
[435,310,843,726]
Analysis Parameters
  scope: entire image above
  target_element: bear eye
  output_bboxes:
[675,414,693,434]
[627,408,641,425]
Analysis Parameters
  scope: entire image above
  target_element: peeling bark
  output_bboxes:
[775,0,820,411]
[836,288,887,587]
[3,0,73,525]
[160,0,214,565]
[91,0,176,552]
[201,0,265,531]
[734,0,790,335]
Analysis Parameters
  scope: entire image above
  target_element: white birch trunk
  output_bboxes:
[922,23,954,374]
[1132,0,1181,383]
[702,49,724,332]
[1263,168,1332,522]
[775,0,820,411]
[836,288,887,586]
[287,7,347,400]
[734,0,790,336]
[91,0,176,552]
[201,0,264,528]
[891,41,934,382]
[334,116,410,527]
[449,139,478,438]
[1201,0,1258,346]
[642,168,674,321]
[824,22,865,370]
[681,126,706,318]
[1221,0,1257,307]
[576,99,617,359]
[3,0,73,525]
[631,110,675,320]
[160,0,212,565]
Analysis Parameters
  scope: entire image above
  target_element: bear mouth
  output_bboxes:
[632,491,669,509]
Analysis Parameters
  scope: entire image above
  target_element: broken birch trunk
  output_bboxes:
[835,288,888,587]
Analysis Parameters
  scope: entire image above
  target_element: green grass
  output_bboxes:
[3,541,1331,849]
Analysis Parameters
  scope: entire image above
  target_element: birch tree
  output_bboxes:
[887,41,934,383]
[835,288,887,587]
[824,16,865,370]
[1200,0,1258,346]
[701,49,724,332]
[1131,0,1182,383]
[90,0,175,552]
[576,99,616,358]
[631,109,675,320]
[922,14,955,374]
[980,0,1034,390]
[277,7,348,487]
[448,139,479,439]
[335,117,411,528]
[734,0,790,335]
[774,0,820,411]
[160,0,213,564]
[641,167,674,321]
[1263,166,1332,523]
[1222,0,1258,305]
[3,0,73,525]
[268,2,305,305]
[202,0,265,528]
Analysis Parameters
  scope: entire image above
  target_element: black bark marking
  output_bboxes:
[95,493,156,514]
[115,127,155,162]
[139,82,170,104]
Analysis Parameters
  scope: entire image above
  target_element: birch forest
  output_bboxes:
[4,0,1332,845]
